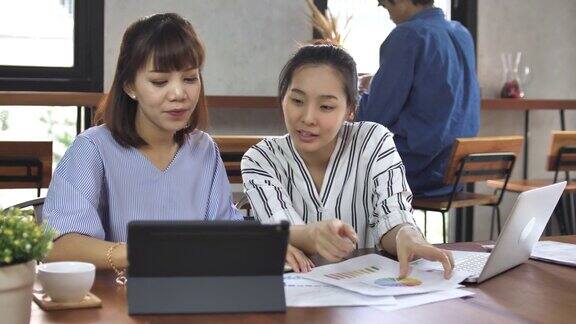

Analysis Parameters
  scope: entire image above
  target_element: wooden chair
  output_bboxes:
[213,135,264,217]
[487,131,576,235]
[212,136,264,184]
[0,141,52,197]
[412,136,523,242]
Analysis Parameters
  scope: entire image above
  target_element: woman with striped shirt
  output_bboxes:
[43,14,241,272]
[242,44,454,277]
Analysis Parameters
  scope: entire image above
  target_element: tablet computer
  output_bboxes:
[127,220,289,314]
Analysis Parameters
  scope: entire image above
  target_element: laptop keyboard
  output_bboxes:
[454,253,490,277]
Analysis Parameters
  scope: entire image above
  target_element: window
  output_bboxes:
[0,0,74,68]
[0,0,103,207]
[0,0,103,91]
[325,0,452,73]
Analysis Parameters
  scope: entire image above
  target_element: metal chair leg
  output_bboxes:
[548,198,564,235]
[545,215,553,236]
[496,206,502,236]
[558,194,569,235]
[441,211,447,243]
[567,192,576,234]
[490,206,496,240]
[424,210,428,238]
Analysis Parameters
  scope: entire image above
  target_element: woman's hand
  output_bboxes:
[309,219,358,262]
[395,226,454,279]
[286,244,314,273]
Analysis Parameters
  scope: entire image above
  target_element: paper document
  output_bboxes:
[372,288,474,312]
[484,241,576,267]
[284,274,396,307]
[300,254,469,296]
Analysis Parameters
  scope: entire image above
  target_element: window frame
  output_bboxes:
[0,0,104,92]
[313,0,328,39]
[451,0,478,50]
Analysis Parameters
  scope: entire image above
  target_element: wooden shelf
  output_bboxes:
[2,92,574,111]
[481,99,576,110]
[0,91,279,109]
[206,96,278,109]
[0,91,103,107]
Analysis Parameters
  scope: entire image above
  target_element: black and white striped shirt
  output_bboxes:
[241,121,415,248]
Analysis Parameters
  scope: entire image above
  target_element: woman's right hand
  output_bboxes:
[310,219,358,262]
[286,244,315,273]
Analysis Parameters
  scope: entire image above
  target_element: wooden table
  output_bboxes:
[30,235,576,323]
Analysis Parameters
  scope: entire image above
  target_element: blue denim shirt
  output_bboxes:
[357,8,480,197]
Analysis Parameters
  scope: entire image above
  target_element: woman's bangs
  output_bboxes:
[151,28,203,72]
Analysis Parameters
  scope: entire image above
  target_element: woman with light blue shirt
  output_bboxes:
[43,13,241,274]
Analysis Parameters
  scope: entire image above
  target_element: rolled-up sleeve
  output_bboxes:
[369,132,416,244]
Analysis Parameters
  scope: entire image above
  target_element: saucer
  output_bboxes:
[32,291,102,311]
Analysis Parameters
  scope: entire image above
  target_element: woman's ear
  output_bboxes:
[347,105,356,122]
[123,83,137,100]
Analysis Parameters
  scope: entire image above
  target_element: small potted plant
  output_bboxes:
[0,207,57,324]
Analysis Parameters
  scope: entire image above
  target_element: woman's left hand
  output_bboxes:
[395,226,455,279]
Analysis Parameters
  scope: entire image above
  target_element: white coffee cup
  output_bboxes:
[37,262,95,303]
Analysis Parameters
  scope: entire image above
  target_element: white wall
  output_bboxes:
[474,0,576,240]
[104,0,311,135]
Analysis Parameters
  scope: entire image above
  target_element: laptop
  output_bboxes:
[127,220,289,314]
[415,182,566,283]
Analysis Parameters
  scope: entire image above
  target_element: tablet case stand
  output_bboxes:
[127,220,289,314]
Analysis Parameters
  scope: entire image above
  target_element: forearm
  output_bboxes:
[379,223,423,256]
[45,233,127,270]
[288,224,317,255]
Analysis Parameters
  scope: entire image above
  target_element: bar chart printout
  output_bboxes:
[301,254,469,296]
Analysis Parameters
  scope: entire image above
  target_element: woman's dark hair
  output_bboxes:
[95,13,208,148]
[278,43,358,113]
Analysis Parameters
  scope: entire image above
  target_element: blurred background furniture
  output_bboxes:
[0,141,52,197]
[482,99,576,179]
[488,131,576,235]
[213,135,264,219]
[412,136,523,242]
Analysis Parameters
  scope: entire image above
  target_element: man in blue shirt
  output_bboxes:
[357,0,480,197]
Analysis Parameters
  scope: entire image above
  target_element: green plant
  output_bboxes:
[39,110,75,163]
[0,110,8,131]
[0,208,57,266]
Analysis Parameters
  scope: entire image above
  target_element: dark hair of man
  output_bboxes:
[386,0,434,5]
[95,13,208,148]
[278,42,358,114]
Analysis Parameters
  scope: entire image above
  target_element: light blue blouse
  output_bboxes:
[43,125,241,242]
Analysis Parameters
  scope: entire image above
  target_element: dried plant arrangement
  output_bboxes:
[305,0,351,46]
